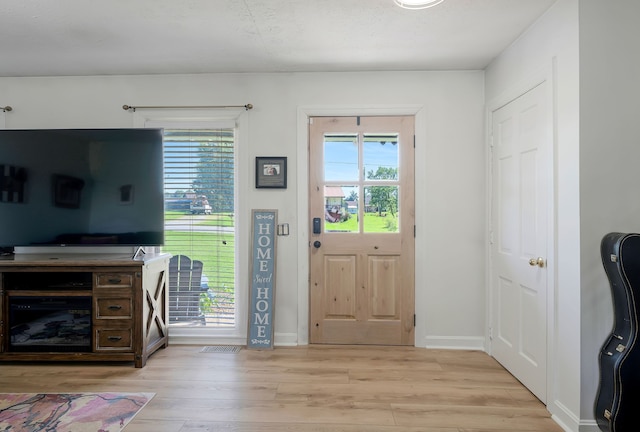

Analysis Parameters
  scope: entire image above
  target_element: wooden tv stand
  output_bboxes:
[0,252,170,368]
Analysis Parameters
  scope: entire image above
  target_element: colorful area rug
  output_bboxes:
[0,392,154,431]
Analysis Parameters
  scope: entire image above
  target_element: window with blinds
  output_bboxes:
[162,128,235,327]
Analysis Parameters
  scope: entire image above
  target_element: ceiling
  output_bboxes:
[0,0,557,77]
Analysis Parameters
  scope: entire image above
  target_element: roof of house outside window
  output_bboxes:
[324,186,345,198]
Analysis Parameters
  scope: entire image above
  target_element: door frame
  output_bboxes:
[485,64,556,405]
[296,105,425,346]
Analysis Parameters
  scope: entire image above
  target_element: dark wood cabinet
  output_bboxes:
[0,253,170,368]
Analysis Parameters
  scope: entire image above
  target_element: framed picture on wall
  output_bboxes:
[256,157,287,189]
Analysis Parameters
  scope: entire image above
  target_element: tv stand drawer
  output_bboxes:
[95,296,133,319]
[95,328,133,351]
[95,272,134,288]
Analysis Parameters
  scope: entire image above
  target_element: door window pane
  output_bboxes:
[324,134,358,181]
[324,185,358,233]
[364,186,399,233]
[363,134,399,181]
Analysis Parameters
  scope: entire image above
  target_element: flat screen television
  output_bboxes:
[0,128,164,250]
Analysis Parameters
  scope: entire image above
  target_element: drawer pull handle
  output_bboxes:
[107,336,123,341]
[108,305,123,310]
[108,278,122,284]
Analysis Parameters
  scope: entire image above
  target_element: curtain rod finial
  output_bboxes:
[122,104,131,111]
[2,106,12,112]
[245,104,253,110]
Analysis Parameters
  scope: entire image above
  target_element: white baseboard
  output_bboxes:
[274,332,298,346]
[547,399,582,432]
[422,335,486,351]
[168,331,298,347]
[169,334,246,346]
[576,420,600,432]
[171,333,486,350]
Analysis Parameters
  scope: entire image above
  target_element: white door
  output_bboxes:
[490,81,549,403]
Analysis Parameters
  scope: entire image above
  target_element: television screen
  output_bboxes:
[0,128,164,249]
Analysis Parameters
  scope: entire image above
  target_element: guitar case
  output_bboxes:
[595,232,640,432]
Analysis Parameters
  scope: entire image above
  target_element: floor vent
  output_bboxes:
[200,345,242,353]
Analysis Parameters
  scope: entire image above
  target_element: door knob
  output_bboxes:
[529,257,545,268]
[313,241,322,249]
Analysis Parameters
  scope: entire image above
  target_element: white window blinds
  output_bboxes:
[162,128,236,327]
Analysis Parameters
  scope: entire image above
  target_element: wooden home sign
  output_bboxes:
[247,209,277,349]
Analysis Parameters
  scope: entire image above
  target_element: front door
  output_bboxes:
[490,81,549,402]
[309,116,415,345]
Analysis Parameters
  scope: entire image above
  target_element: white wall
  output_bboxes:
[485,0,581,429]
[579,0,640,428]
[0,70,486,348]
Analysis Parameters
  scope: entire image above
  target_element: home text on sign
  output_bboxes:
[247,209,277,349]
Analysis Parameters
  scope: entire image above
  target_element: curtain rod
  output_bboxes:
[122,104,253,112]
[1,106,12,112]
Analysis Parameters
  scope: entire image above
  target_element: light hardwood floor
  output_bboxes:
[0,345,564,431]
